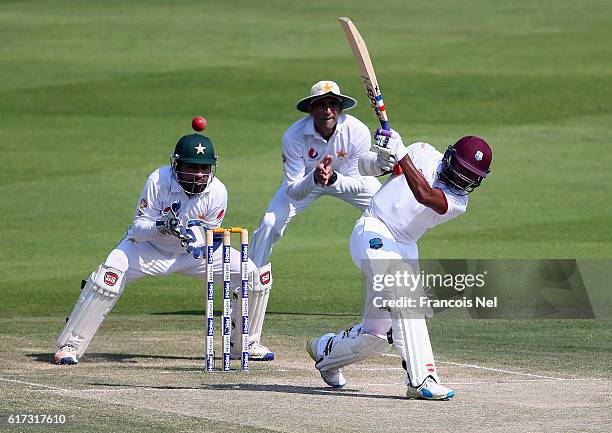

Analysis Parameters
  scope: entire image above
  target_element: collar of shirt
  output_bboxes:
[169,172,185,194]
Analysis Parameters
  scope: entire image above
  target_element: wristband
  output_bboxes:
[328,171,338,185]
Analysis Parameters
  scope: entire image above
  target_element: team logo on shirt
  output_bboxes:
[426,363,435,373]
[336,150,347,159]
[474,150,483,161]
[308,148,318,159]
[369,238,383,250]
[139,198,148,209]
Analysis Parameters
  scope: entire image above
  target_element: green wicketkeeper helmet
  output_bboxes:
[171,134,218,195]
[172,133,217,165]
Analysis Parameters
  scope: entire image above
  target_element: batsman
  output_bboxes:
[307,130,493,400]
[54,128,273,365]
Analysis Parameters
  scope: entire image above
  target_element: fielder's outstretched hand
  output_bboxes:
[374,129,408,171]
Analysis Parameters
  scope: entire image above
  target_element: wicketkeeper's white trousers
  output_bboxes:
[57,237,256,356]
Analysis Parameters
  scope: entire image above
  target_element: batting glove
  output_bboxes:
[374,128,408,165]
[376,146,397,173]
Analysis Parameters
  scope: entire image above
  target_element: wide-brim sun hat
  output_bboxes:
[296,80,357,113]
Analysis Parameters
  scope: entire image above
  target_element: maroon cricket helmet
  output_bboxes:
[440,136,492,195]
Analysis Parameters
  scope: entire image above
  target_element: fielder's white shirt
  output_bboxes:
[364,142,468,243]
[282,114,372,201]
[127,165,227,254]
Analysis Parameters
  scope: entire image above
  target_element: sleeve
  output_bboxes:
[431,189,467,223]
[406,142,422,161]
[328,172,366,195]
[129,176,166,242]
[358,151,384,176]
[283,134,317,201]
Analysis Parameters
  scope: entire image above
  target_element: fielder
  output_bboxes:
[307,130,493,400]
[248,81,383,356]
[54,131,273,365]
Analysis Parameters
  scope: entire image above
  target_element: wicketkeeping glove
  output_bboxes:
[155,200,194,247]
[373,128,408,168]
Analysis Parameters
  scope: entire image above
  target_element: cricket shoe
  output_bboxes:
[231,342,275,361]
[406,377,455,400]
[54,345,78,365]
[306,337,346,388]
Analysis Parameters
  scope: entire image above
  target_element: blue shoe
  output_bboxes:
[250,343,275,361]
[406,377,455,400]
[54,345,78,365]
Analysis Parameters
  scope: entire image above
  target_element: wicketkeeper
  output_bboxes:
[54,131,273,364]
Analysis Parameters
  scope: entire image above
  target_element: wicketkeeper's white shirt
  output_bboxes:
[127,165,227,254]
[364,142,468,244]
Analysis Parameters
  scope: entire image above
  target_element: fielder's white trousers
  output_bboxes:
[319,215,439,387]
[250,177,381,267]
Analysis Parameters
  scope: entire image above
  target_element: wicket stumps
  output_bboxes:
[205,227,249,372]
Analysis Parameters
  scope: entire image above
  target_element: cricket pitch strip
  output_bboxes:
[1,315,609,432]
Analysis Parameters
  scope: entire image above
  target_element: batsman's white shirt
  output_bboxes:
[364,142,468,242]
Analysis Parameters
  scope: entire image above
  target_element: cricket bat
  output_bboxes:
[338,17,402,174]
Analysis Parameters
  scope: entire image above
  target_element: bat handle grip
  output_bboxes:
[379,120,403,175]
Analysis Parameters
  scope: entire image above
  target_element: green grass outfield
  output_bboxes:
[0,1,611,430]
[1,0,610,316]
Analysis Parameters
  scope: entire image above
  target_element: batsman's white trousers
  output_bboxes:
[250,177,381,267]
[320,215,439,387]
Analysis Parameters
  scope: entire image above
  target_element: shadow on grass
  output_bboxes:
[27,352,204,364]
[90,382,407,401]
[153,310,360,317]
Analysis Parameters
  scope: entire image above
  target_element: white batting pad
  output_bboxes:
[316,329,390,372]
[390,312,439,387]
[230,262,272,350]
[57,264,125,357]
